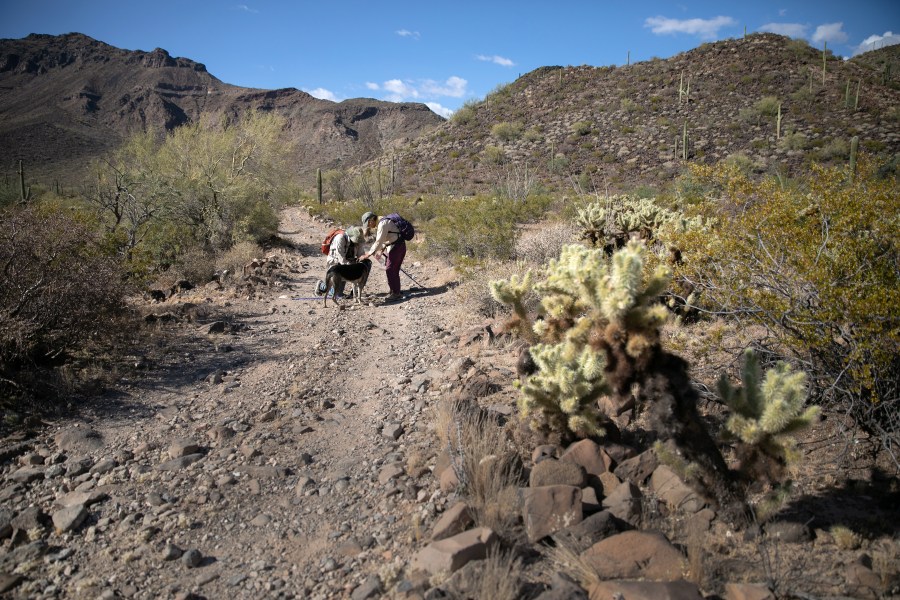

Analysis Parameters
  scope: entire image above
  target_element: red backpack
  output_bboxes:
[321,228,344,254]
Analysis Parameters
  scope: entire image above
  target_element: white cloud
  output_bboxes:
[383,79,419,100]
[307,88,339,102]
[396,29,421,40]
[425,102,453,119]
[759,22,808,38]
[374,76,468,104]
[421,76,468,98]
[235,4,258,13]
[476,54,515,67]
[812,22,848,45]
[778,9,788,17]
[853,31,900,55]
[644,15,736,39]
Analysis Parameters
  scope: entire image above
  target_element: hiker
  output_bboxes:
[359,211,409,302]
[327,226,363,268]
[317,226,363,298]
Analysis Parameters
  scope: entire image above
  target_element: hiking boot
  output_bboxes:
[384,292,403,303]
[315,280,326,296]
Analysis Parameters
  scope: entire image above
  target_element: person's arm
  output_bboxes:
[362,220,399,259]
[362,220,390,259]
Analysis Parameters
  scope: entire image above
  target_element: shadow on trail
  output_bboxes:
[74,307,278,423]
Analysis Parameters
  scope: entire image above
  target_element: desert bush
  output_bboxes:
[548,153,570,174]
[515,221,580,266]
[740,96,780,124]
[523,127,543,142]
[451,101,478,127]
[0,204,125,380]
[483,145,507,165]
[491,121,524,142]
[672,158,900,469]
[778,131,809,151]
[90,112,292,273]
[422,196,519,265]
[570,121,593,136]
[452,260,538,323]
[215,241,261,280]
[322,169,348,202]
[816,137,850,160]
[233,199,280,244]
[174,245,216,284]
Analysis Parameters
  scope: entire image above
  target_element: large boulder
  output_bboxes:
[582,531,687,581]
[411,527,497,575]
[521,485,583,542]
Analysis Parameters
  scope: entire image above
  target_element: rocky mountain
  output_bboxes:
[2,33,898,198]
[372,34,900,197]
[0,33,444,183]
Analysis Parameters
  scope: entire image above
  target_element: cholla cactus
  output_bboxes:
[492,240,671,440]
[574,201,610,248]
[489,271,535,343]
[719,349,820,484]
[519,342,608,438]
[575,195,687,253]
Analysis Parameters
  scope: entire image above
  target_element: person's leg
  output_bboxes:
[384,243,406,295]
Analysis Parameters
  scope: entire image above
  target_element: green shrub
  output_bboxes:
[570,121,593,136]
[483,145,507,165]
[422,196,519,264]
[491,122,524,142]
[451,103,477,126]
[816,137,850,160]
[673,158,900,464]
[549,154,570,174]
[778,131,809,151]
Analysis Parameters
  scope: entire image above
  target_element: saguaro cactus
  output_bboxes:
[316,168,323,204]
[849,136,859,182]
[17,159,31,202]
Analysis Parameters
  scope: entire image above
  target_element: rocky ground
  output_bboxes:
[1,206,899,600]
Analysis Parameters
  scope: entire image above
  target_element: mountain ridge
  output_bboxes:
[0,32,444,183]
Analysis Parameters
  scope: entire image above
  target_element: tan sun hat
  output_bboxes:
[346,226,363,244]
[361,211,377,225]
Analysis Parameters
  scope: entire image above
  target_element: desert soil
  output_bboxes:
[0,205,503,599]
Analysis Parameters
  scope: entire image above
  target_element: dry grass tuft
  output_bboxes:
[473,547,524,600]
[830,525,863,550]
[546,539,602,589]
[433,398,524,533]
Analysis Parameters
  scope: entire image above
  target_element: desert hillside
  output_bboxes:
[362,34,900,196]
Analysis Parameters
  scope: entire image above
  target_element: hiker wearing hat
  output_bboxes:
[320,226,364,298]
[359,211,406,302]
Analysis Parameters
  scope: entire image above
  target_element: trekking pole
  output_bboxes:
[400,266,425,289]
[374,255,425,289]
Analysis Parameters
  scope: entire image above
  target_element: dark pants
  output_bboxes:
[384,241,406,295]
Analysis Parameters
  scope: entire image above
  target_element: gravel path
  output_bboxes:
[0,206,487,599]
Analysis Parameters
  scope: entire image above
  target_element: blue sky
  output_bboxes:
[2,1,898,118]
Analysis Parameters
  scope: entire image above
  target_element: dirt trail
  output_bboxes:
[0,206,479,599]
